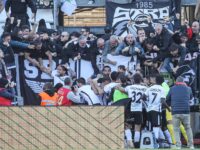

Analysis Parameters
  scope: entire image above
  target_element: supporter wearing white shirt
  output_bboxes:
[51,65,69,86]
[77,78,101,105]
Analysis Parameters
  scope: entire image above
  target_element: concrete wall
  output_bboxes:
[0,106,124,149]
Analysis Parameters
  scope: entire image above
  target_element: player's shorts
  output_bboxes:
[161,109,167,127]
[130,111,143,125]
[147,111,161,126]
[141,108,147,128]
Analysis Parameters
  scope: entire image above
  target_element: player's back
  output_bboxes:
[125,84,147,112]
[145,84,165,112]
[79,85,101,105]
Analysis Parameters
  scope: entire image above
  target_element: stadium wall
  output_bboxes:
[0,106,124,149]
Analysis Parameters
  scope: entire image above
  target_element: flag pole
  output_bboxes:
[53,0,59,29]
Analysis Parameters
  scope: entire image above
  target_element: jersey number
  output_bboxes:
[132,91,143,103]
[57,96,64,105]
[151,93,157,104]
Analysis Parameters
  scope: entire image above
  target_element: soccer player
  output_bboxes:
[149,75,173,145]
[104,71,120,105]
[145,75,170,143]
[118,73,147,148]
[77,78,102,105]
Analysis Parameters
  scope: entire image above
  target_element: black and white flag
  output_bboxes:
[106,0,175,37]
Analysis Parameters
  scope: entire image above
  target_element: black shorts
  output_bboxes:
[130,111,143,125]
[147,111,161,126]
[142,108,147,128]
[161,109,167,128]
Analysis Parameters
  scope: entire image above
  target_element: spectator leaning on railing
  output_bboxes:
[0,32,15,69]
[24,38,52,74]
[153,23,172,55]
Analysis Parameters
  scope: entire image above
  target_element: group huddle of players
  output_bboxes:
[119,73,188,148]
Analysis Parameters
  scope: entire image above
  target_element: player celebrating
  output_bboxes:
[118,73,147,148]
[145,75,170,143]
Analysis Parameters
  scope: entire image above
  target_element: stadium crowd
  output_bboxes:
[0,0,200,149]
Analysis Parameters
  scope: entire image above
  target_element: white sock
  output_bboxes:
[147,121,151,131]
[125,129,132,141]
[159,128,165,140]
[153,127,160,139]
[134,131,140,142]
[164,129,172,144]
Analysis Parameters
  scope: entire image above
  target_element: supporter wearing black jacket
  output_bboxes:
[39,31,56,56]
[173,13,181,32]
[5,0,36,26]
[101,26,112,41]
[186,21,200,53]
[163,43,186,74]
[61,36,99,75]
[25,39,52,74]
[141,38,161,77]
[0,32,15,69]
[54,31,70,58]
[153,24,172,53]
